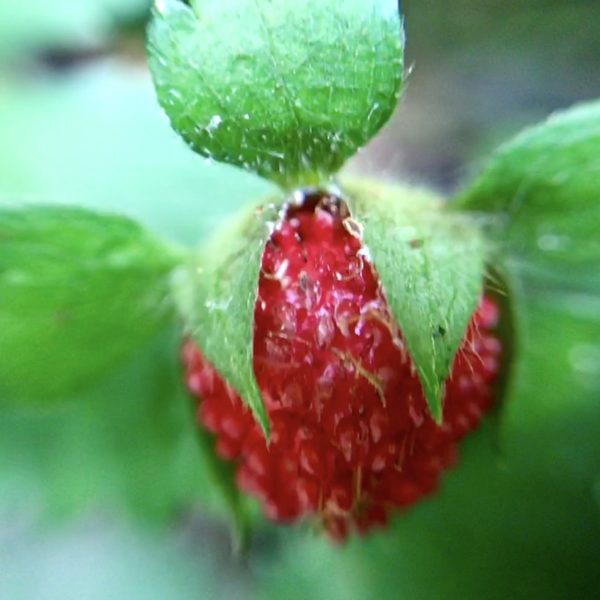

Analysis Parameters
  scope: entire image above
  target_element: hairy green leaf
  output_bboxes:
[173,200,284,436]
[345,179,486,422]
[0,206,181,402]
[147,0,404,187]
[457,100,600,294]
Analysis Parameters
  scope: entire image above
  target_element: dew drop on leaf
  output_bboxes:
[207,115,223,132]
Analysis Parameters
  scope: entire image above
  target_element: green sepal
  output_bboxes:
[0,205,182,403]
[344,179,487,423]
[173,200,285,437]
[147,0,404,188]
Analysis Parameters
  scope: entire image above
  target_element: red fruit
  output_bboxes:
[183,193,501,539]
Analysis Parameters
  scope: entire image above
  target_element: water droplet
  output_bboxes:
[367,102,380,121]
[334,298,356,337]
[207,114,223,132]
[275,303,297,333]
[316,312,335,347]
[168,88,183,101]
[292,189,305,206]
[204,297,232,312]
[274,258,289,281]
[357,246,372,262]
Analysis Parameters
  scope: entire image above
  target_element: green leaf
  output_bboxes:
[0,205,182,402]
[344,179,486,422]
[456,100,600,294]
[173,200,284,437]
[147,0,404,187]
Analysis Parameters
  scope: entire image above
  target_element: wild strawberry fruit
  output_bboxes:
[182,193,501,540]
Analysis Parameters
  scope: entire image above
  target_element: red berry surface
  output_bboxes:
[183,193,501,540]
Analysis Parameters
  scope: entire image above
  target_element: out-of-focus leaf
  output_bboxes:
[456,100,600,295]
[345,179,486,422]
[0,63,275,247]
[0,205,180,402]
[147,0,404,186]
[0,329,250,527]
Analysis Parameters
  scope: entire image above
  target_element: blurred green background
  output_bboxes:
[1,1,599,598]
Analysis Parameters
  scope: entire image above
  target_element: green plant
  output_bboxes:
[1,0,599,597]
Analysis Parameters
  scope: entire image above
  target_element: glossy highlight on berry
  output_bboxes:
[183,193,501,540]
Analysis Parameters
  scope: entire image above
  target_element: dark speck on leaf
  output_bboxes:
[409,239,423,249]
[433,325,447,338]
